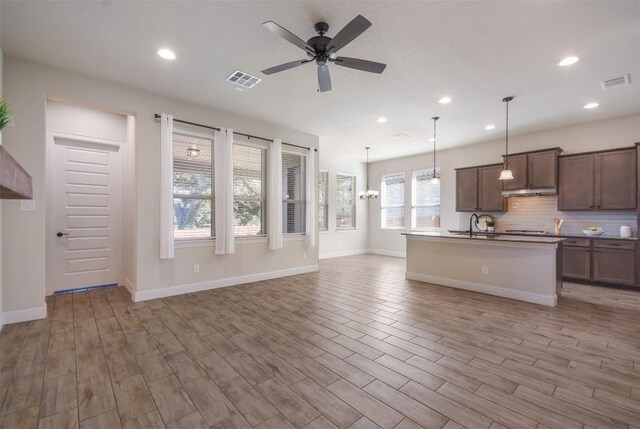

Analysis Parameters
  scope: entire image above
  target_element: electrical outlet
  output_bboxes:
[193,264,200,273]
[482,266,489,275]
[20,200,36,211]
[302,252,307,259]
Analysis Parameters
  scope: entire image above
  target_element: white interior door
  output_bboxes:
[49,137,121,292]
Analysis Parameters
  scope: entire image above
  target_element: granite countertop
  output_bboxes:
[447,230,637,241]
[403,231,565,244]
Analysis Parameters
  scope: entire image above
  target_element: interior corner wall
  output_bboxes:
[367,114,640,256]
[2,56,319,319]
[318,147,368,258]
[0,43,4,328]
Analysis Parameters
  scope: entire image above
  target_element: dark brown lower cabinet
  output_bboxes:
[593,248,636,286]
[562,246,591,280]
[562,239,637,286]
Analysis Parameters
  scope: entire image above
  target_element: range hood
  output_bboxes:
[502,188,557,197]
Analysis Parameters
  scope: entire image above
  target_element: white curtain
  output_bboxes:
[305,149,316,247]
[215,128,235,254]
[160,113,174,259]
[268,139,283,250]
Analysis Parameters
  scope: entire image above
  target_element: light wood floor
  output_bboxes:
[1,254,640,429]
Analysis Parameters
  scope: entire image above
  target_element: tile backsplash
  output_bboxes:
[459,195,637,237]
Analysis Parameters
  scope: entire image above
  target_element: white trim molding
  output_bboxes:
[406,272,557,306]
[367,249,406,258]
[122,277,136,299]
[319,249,367,260]
[2,306,48,324]
[134,264,319,302]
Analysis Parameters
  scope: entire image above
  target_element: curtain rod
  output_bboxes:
[154,114,316,152]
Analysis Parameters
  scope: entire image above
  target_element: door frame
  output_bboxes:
[45,130,126,295]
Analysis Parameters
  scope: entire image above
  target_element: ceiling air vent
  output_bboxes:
[392,133,412,140]
[601,74,630,90]
[227,70,262,89]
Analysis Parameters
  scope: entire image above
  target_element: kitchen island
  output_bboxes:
[403,232,564,306]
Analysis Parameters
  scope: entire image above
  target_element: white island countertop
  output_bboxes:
[403,231,565,244]
[403,231,563,306]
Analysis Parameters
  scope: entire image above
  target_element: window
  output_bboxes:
[318,170,329,231]
[233,142,267,236]
[381,172,405,229]
[173,130,214,239]
[412,168,441,230]
[336,173,356,229]
[282,151,306,234]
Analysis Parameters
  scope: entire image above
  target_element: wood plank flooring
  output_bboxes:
[1,254,640,429]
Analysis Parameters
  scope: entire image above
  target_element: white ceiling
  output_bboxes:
[2,1,639,161]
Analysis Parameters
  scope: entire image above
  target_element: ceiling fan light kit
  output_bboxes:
[261,15,387,92]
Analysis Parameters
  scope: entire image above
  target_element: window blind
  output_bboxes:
[318,170,329,231]
[336,174,356,229]
[172,131,214,239]
[233,143,266,236]
[282,152,306,234]
[412,168,441,230]
[381,172,405,229]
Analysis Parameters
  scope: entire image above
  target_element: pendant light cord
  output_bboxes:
[431,116,439,178]
[502,96,514,169]
[365,147,370,191]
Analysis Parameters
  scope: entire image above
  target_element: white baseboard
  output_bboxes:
[406,272,557,307]
[134,264,320,302]
[122,277,136,299]
[319,249,367,260]
[367,248,406,258]
[2,306,48,324]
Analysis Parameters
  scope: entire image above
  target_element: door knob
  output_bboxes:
[56,232,69,237]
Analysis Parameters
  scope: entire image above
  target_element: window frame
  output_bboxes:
[318,169,329,232]
[335,172,357,231]
[411,168,441,231]
[172,127,215,242]
[380,172,406,230]
[233,139,268,239]
[282,149,307,236]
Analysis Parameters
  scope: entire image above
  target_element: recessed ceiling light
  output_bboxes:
[157,49,176,60]
[377,117,387,123]
[438,96,452,104]
[558,56,580,66]
[584,102,599,109]
[485,124,496,130]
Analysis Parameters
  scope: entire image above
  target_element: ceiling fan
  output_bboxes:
[261,15,387,92]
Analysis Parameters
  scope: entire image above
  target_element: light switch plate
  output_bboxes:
[20,200,36,211]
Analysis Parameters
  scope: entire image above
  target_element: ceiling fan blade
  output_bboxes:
[331,56,386,74]
[317,65,332,92]
[262,59,312,75]
[326,15,372,54]
[262,21,315,55]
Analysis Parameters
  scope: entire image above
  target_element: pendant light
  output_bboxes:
[499,96,515,180]
[430,116,440,185]
[358,147,379,200]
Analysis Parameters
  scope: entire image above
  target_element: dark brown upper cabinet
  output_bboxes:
[558,154,594,210]
[456,167,478,212]
[558,148,636,211]
[502,148,561,193]
[456,164,506,212]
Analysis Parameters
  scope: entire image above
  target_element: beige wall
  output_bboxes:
[318,150,368,258]
[0,43,4,326]
[368,114,640,255]
[2,57,319,316]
